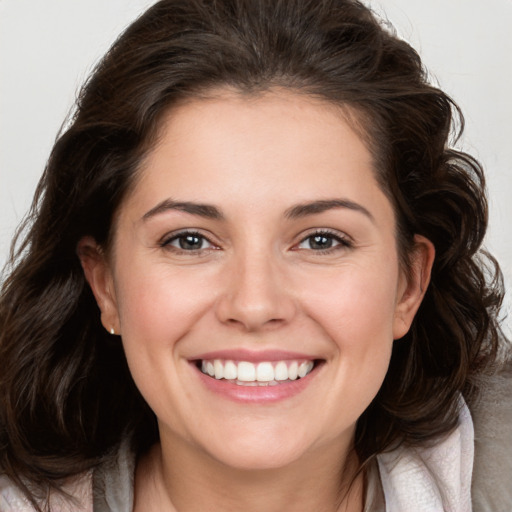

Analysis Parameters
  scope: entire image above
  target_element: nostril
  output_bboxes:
[223,316,285,332]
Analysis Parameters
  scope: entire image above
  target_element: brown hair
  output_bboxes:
[0,0,506,508]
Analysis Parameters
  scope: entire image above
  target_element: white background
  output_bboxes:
[1,0,511,334]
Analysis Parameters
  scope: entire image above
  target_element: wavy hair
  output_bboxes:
[0,0,506,507]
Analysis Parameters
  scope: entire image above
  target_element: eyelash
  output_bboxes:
[160,229,352,256]
[160,230,217,254]
[295,229,353,255]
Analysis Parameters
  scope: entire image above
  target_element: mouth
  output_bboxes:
[195,358,320,387]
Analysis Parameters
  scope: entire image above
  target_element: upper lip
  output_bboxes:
[191,349,319,363]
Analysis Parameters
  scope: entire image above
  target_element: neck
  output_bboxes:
[134,433,364,512]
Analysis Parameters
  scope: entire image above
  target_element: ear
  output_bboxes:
[77,236,121,335]
[393,235,435,340]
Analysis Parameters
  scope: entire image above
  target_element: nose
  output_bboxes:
[215,251,296,332]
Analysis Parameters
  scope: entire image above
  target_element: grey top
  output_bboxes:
[93,438,135,512]
[91,444,386,512]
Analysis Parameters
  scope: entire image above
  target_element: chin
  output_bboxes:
[203,427,315,471]
[214,447,304,472]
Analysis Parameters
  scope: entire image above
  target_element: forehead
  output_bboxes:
[120,89,391,224]
[157,88,375,161]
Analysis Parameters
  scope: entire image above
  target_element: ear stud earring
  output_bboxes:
[110,327,115,335]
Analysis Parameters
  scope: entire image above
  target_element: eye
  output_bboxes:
[296,231,351,252]
[162,231,216,252]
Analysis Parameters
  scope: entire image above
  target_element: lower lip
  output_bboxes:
[192,363,320,403]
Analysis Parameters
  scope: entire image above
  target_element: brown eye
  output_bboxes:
[163,231,214,251]
[308,235,334,250]
[296,231,352,252]
[177,234,205,250]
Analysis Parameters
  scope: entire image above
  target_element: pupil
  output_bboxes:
[311,235,332,250]
[180,235,202,250]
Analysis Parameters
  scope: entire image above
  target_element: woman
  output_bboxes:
[0,0,510,510]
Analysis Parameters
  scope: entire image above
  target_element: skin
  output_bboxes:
[79,89,434,511]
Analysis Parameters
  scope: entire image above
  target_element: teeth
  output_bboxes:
[256,362,274,382]
[237,361,256,382]
[199,358,316,383]
[274,361,288,381]
[224,360,237,380]
[214,360,224,379]
[288,361,298,380]
[298,361,314,378]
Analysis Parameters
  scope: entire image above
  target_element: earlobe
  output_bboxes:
[77,236,121,335]
[393,235,435,340]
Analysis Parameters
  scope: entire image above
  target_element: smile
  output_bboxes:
[199,359,315,386]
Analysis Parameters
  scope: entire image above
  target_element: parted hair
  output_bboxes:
[0,0,506,507]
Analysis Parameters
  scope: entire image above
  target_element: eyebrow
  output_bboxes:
[142,197,374,223]
[284,199,375,223]
[142,199,225,221]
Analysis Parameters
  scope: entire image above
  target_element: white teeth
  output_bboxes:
[256,362,274,382]
[274,361,288,381]
[237,361,256,382]
[199,358,316,383]
[224,360,237,380]
[214,360,224,379]
[298,361,314,378]
[288,361,298,380]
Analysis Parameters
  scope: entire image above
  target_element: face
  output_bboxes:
[81,90,432,471]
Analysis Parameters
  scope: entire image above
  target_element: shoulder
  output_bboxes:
[92,438,135,512]
[0,472,93,512]
[471,361,512,511]
[0,475,34,512]
[0,439,134,512]
[376,400,474,512]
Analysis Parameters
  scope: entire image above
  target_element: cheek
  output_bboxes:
[113,263,219,355]
[112,264,220,421]
[299,263,399,406]
[303,262,400,345]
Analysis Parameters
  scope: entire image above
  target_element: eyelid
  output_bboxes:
[160,229,219,251]
[158,228,352,254]
[294,228,353,251]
